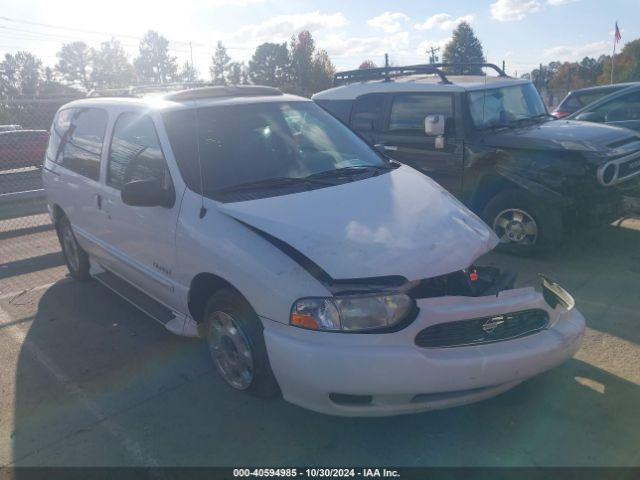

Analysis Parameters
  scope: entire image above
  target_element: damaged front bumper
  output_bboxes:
[262,277,585,417]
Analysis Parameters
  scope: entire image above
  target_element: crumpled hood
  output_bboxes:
[217,165,498,282]
[483,120,639,153]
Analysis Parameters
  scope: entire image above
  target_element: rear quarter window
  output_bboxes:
[48,107,107,181]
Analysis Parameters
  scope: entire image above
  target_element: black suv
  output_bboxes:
[313,63,640,253]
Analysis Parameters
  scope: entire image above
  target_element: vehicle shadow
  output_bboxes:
[9,272,640,467]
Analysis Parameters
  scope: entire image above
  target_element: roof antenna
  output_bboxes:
[194,107,207,219]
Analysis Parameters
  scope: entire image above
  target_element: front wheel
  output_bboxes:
[202,288,279,398]
[56,215,91,281]
[481,189,562,254]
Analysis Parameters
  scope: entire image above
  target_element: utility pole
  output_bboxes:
[189,42,194,81]
[502,60,506,74]
[384,53,389,68]
[427,46,440,64]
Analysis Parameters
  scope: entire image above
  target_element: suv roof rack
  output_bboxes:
[333,63,509,86]
[163,85,282,102]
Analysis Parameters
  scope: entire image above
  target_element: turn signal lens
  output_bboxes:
[291,313,320,330]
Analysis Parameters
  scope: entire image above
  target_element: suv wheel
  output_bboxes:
[56,215,91,281]
[481,189,562,253]
[202,288,279,398]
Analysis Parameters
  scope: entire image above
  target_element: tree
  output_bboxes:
[55,41,94,90]
[310,49,335,93]
[0,51,43,97]
[358,60,377,69]
[289,31,316,96]
[134,31,178,84]
[442,22,485,74]
[210,41,231,85]
[91,39,134,89]
[177,61,199,82]
[227,62,248,85]
[248,42,290,88]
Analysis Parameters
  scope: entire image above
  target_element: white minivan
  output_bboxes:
[43,86,585,416]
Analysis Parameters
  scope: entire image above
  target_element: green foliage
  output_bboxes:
[91,39,135,89]
[210,41,231,85]
[55,41,94,90]
[134,31,179,84]
[442,22,485,74]
[288,31,335,97]
[248,42,290,88]
[0,51,43,97]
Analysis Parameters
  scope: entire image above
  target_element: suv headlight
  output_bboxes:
[291,293,414,332]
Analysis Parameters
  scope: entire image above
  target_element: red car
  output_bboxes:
[0,129,49,171]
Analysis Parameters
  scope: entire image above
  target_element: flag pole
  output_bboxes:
[611,21,619,84]
[611,36,616,84]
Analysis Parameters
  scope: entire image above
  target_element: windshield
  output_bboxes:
[468,83,547,129]
[164,101,388,199]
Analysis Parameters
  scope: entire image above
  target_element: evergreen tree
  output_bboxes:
[442,22,485,74]
[134,31,178,84]
[210,41,231,85]
[248,42,290,88]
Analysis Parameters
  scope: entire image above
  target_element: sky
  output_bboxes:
[0,0,638,79]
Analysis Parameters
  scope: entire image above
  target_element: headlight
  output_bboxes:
[291,293,414,332]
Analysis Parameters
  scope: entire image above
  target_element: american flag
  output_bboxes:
[615,21,622,44]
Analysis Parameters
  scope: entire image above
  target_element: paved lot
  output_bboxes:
[0,210,639,467]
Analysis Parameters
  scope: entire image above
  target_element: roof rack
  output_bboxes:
[164,85,282,102]
[333,63,509,86]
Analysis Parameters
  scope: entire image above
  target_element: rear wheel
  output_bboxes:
[482,189,562,254]
[56,215,91,281]
[202,288,279,397]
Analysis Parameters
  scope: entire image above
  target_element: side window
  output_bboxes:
[350,94,385,132]
[593,91,640,122]
[388,94,454,135]
[108,113,168,190]
[58,108,107,180]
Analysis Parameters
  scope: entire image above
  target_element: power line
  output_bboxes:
[0,15,211,49]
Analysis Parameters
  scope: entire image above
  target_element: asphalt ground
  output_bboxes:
[0,211,639,467]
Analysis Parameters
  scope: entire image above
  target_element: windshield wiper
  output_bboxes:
[306,164,393,180]
[212,176,332,195]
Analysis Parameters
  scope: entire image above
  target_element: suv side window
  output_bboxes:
[58,108,107,180]
[591,91,640,122]
[388,94,454,135]
[350,94,385,132]
[108,113,169,190]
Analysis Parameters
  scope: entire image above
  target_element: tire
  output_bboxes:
[55,215,91,281]
[481,189,562,254]
[202,288,279,398]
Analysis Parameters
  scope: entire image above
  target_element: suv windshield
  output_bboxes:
[163,101,389,200]
[468,83,547,130]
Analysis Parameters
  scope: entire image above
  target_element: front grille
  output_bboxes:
[415,309,549,348]
[619,154,640,178]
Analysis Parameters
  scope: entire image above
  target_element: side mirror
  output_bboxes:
[573,111,602,122]
[424,114,445,137]
[121,180,173,208]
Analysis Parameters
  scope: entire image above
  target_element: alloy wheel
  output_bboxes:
[206,311,254,390]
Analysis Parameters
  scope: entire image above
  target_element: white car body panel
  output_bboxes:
[42,94,585,417]
[218,165,498,282]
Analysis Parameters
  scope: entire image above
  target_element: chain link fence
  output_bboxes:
[0,98,78,297]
